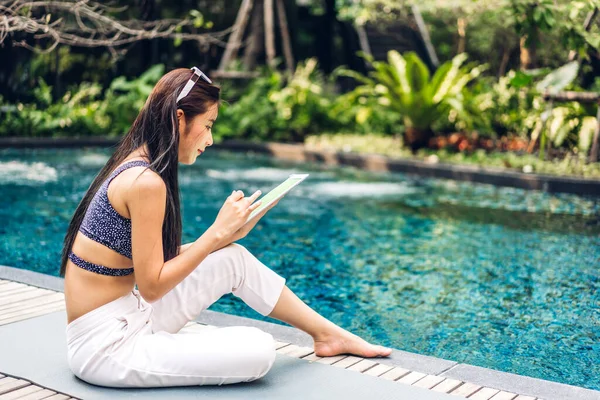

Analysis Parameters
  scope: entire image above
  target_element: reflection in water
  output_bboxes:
[1,147,599,390]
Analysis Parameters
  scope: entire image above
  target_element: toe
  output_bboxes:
[376,345,393,356]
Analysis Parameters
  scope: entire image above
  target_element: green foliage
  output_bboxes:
[218,59,333,142]
[0,79,108,137]
[217,69,285,142]
[0,65,164,137]
[327,84,402,135]
[536,61,579,94]
[338,51,485,136]
[103,64,165,134]
[268,59,332,138]
[457,63,598,157]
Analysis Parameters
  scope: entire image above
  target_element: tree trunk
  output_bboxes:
[218,0,254,71]
[264,0,276,68]
[355,23,372,58]
[276,0,295,73]
[412,4,439,68]
[404,125,434,152]
[498,46,511,78]
[242,0,264,70]
[519,34,537,70]
[457,17,466,54]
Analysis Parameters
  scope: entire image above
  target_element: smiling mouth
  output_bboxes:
[197,149,203,155]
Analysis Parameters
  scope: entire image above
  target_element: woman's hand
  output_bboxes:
[210,189,263,243]
[231,198,280,241]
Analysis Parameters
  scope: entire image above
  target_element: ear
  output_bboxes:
[176,109,186,134]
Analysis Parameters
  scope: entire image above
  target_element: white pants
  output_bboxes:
[66,243,287,388]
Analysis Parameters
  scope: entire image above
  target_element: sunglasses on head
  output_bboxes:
[176,67,212,103]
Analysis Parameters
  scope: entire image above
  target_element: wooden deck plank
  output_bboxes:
[470,387,501,400]
[397,371,427,385]
[0,378,17,386]
[450,382,482,397]
[0,304,65,325]
[413,374,445,389]
[379,367,410,381]
[276,344,302,355]
[0,287,38,298]
[277,345,314,358]
[301,353,323,362]
[431,378,463,393]
[0,300,65,320]
[0,293,65,313]
[0,380,30,395]
[286,347,314,358]
[41,395,70,400]
[0,384,43,399]
[315,355,347,365]
[362,363,394,377]
[347,359,377,373]
[490,391,518,400]
[331,356,363,369]
[0,290,55,307]
[0,283,27,292]
[273,341,290,350]
[15,388,57,400]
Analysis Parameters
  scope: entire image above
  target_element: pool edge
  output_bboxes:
[1,137,599,196]
[1,265,598,400]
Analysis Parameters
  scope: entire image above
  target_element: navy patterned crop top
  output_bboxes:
[79,160,150,259]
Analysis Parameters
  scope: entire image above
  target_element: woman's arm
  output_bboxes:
[129,177,261,303]
[179,239,231,255]
[128,173,222,303]
[178,242,194,254]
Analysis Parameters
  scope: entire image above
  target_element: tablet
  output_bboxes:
[246,174,309,224]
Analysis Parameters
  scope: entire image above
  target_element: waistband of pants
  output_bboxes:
[66,291,140,344]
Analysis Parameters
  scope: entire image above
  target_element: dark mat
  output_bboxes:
[0,311,453,399]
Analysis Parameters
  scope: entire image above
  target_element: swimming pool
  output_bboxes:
[1,147,599,390]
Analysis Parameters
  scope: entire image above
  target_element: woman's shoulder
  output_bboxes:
[121,165,166,201]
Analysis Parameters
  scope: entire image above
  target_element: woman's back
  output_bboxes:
[64,156,158,324]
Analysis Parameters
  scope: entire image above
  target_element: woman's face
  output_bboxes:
[177,103,218,164]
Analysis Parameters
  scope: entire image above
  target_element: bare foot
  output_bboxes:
[313,328,393,358]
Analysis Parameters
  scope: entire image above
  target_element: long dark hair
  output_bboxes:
[59,68,220,277]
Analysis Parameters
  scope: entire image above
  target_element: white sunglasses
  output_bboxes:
[176,67,212,103]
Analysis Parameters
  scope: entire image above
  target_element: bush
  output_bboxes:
[217,59,334,143]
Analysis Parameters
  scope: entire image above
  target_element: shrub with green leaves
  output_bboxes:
[339,50,485,150]
[0,79,108,137]
[463,61,598,158]
[217,59,333,142]
[103,64,165,134]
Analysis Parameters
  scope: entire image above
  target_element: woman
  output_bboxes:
[60,66,392,388]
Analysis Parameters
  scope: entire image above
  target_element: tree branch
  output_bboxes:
[0,0,234,57]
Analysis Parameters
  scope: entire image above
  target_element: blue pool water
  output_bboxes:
[1,148,599,390]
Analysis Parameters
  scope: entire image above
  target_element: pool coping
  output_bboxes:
[1,265,598,400]
[1,137,599,196]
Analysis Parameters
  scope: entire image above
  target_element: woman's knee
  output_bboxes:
[243,327,277,379]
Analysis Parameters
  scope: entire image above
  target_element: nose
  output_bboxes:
[207,134,213,147]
